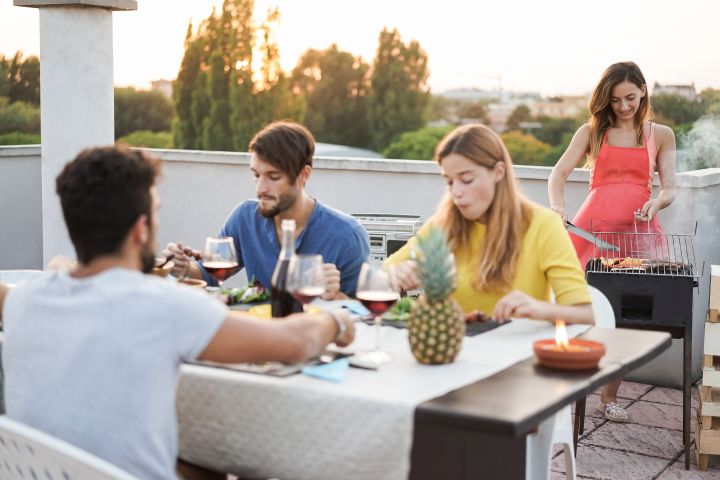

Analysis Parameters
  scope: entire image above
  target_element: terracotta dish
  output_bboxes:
[533,339,605,371]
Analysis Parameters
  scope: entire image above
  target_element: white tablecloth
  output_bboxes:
[176,320,588,480]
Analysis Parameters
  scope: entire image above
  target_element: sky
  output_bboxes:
[1,0,719,96]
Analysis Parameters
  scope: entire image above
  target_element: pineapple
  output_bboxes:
[408,226,466,364]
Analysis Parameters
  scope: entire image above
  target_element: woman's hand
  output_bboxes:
[637,198,661,222]
[390,260,421,291]
[493,290,551,323]
[550,204,568,222]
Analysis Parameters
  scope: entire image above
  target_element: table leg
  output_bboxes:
[683,328,691,470]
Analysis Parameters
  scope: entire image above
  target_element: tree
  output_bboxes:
[0,52,40,106]
[118,130,173,149]
[533,116,580,146]
[506,104,532,131]
[382,126,453,160]
[457,101,490,124]
[291,44,369,147]
[173,22,203,149]
[651,94,704,127]
[367,28,430,151]
[0,97,40,135]
[501,131,551,166]
[114,87,174,139]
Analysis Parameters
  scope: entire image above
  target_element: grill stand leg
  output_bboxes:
[683,327,691,470]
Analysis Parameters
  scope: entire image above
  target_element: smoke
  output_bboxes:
[676,115,720,171]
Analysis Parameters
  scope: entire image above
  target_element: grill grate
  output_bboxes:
[586,220,699,279]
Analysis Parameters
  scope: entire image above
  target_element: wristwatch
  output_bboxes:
[327,310,346,343]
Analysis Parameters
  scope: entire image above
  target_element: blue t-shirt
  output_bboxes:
[201,200,370,296]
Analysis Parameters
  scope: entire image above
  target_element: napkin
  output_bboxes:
[301,358,350,383]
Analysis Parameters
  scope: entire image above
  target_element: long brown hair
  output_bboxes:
[586,62,651,167]
[429,124,533,292]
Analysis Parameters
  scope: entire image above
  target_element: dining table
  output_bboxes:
[175,315,671,480]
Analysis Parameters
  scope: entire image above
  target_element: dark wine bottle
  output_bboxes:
[270,219,303,317]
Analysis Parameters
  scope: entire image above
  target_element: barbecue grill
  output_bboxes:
[583,220,702,469]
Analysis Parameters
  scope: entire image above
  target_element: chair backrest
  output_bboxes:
[588,285,615,329]
[0,416,138,480]
[0,270,47,288]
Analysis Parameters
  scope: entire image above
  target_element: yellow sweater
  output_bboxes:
[385,206,590,313]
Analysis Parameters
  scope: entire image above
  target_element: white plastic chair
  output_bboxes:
[0,416,139,480]
[0,270,47,287]
[526,286,614,480]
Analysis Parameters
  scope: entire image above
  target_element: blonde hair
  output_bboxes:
[586,61,651,167]
[429,124,533,292]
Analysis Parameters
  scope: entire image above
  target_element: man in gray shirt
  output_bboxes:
[2,145,354,480]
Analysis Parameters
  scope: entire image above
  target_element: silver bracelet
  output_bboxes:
[327,310,346,343]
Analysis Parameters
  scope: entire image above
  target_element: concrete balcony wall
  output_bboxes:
[2,145,719,386]
[0,146,43,269]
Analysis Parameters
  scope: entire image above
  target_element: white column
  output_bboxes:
[14,0,137,265]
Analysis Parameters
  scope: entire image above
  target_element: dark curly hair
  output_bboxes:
[56,145,162,264]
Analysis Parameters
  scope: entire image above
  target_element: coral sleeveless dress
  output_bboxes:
[571,123,662,269]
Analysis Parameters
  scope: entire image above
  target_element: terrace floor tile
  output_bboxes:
[551,444,671,480]
[582,422,684,460]
[625,400,697,432]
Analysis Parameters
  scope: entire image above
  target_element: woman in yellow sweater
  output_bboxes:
[386,124,593,325]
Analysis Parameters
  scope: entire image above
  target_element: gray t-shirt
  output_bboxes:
[3,268,227,480]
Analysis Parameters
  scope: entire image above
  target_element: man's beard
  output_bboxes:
[258,190,297,218]
[140,242,155,274]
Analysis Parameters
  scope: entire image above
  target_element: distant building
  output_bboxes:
[653,82,697,101]
[151,79,173,99]
[530,95,588,119]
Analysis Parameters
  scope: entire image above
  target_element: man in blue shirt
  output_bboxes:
[165,121,370,298]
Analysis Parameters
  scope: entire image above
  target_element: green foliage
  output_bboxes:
[0,131,40,145]
[173,1,304,152]
[114,87,174,139]
[533,116,580,146]
[367,28,430,151]
[542,132,573,167]
[382,125,453,160]
[651,94,704,127]
[501,130,551,166]
[0,52,40,105]
[291,44,370,147]
[0,97,40,135]
[506,104,531,131]
[118,130,173,149]
[457,101,490,124]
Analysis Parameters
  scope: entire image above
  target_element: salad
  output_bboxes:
[382,297,412,322]
[221,277,270,305]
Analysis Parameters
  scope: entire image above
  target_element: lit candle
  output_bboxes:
[548,319,591,352]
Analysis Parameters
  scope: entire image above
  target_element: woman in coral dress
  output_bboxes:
[548,62,677,421]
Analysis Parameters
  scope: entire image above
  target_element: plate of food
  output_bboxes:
[222,277,270,305]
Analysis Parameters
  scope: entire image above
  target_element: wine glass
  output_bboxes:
[355,263,400,364]
[201,237,239,288]
[287,254,325,311]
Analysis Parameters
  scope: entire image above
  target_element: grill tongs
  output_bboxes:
[565,221,620,252]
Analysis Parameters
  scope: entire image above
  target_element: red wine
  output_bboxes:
[356,290,399,316]
[271,259,303,317]
[203,261,240,282]
[291,286,325,305]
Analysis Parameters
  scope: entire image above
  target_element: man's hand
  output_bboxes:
[492,290,550,323]
[321,263,341,300]
[47,255,77,272]
[163,242,202,278]
[327,310,355,347]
